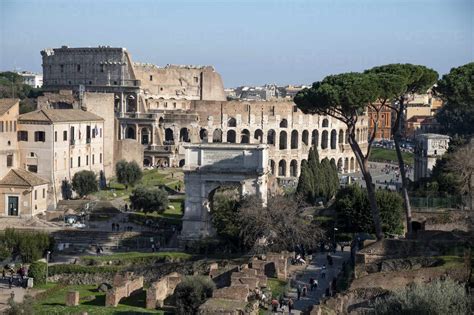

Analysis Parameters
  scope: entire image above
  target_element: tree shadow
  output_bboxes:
[82,294,105,306]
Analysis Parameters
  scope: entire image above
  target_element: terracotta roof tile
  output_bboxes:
[0,98,19,116]
[19,109,103,123]
[0,169,49,187]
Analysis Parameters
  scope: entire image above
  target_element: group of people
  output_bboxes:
[269,295,295,313]
[2,265,28,289]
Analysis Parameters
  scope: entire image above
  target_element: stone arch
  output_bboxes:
[269,160,275,175]
[212,129,222,143]
[345,130,350,144]
[267,129,276,145]
[125,125,136,140]
[279,131,288,150]
[141,127,151,145]
[337,158,343,172]
[302,130,309,146]
[290,160,298,177]
[165,128,174,142]
[280,119,288,128]
[344,157,349,173]
[200,128,208,142]
[350,157,355,172]
[291,130,298,149]
[228,117,237,127]
[254,129,263,143]
[338,129,344,144]
[321,130,329,149]
[312,130,319,147]
[180,128,190,142]
[227,130,236,143]
[158,117,164,125]
[278,160,287,177]
[330,129,337,150]
[322,118,329,128]
[143,156,152,167]
[241,129,250,144]
[179,159,185,167]
[126,94,136,112]
[330,158,336,165]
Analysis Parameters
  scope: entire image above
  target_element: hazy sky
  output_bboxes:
[0,0,472,87]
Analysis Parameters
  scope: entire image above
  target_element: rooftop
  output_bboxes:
[19,109,104,123]
[0,169,49,187]
[0,98,19,116]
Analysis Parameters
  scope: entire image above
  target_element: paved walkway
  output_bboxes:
[279,250,349,314]
[0,278,28,312]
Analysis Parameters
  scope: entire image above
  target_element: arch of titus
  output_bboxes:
[181,144,268,239]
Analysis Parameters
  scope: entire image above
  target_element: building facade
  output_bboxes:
[17,71,43,88]
[414,133,450,181]
[0,99,20,179]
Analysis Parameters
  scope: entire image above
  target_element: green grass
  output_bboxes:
[369,147,414,165]
[267,278,287,298]
[33,283,162,315]
[81,251,192,264]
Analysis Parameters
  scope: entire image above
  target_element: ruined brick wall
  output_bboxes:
[146,272,183,309]
[106,273,144,307]
[212,284,249,301]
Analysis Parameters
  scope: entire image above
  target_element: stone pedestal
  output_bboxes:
[66,290,80,306]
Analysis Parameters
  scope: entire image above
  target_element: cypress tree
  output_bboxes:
[296,160,314,203]
[307,147,321,202]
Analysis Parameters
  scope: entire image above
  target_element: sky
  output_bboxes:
[0,0,472,87]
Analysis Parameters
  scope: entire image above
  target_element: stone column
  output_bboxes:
[151,124,157,146]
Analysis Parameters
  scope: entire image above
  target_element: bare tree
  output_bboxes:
[447,140,474,210]
[238,195,324,252]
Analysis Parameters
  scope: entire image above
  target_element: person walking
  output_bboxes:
[302,285,308,297]
[8,275,13,289]
[288,298,294,314]
[309,277,314,291]
[296,285,301,300]
[321,265,326,279]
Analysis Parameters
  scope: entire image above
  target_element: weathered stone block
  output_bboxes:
[66,290,79,306]
[212,284,249,301]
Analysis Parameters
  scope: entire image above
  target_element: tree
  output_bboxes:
[335,185,404,235]
[238,195,324,251]
[211,187,242,249]
[366,64,438,234]
[129,186,168,213]
[435,62,474,138]
[371,279,470,315]
[115,160,143,189]
[174,276,215,315]
[72,170,98,197]
[446,140,474,210]
[61,179,73,200]
[28,261,47,285]
[295,72,385,239]
[296,159,314,204]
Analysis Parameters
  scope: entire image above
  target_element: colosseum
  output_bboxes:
[41,46,367,180]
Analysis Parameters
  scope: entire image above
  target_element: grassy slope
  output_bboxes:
[81,251,192,263]
[369,147,414,165]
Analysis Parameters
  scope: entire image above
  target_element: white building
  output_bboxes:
[17,71,43,88]
[414,133,450,181]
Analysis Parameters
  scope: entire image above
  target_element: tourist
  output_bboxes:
[321,265,326,279]
[8,275,13,289]
[296,285,301,300]
[2,268,5,279]
[271,298,279,312]
[309,277,314,291]
[302,285,307,297]
[288,298,294,313]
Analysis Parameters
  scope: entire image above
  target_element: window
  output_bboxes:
[70,158,73,168]
[89,81,92,85]
[92,154,95,164]
[100,64,104,73]
[34,131,45,142]
[13,121,16,132]
[60,64,64,72]
[77,64,81,72]
[30,152,35,157]
[99,153,102,163]
[194,76,199,83]
[78,156,81,167]
[0,121,3,132]
[34,190,37,200]
[63,130,67,141]
[6,154,13,167]
[100,128,102,137]
[55,131,57,142]
[27,165,37,173]
[18,131,28,141]
[86,155,89,165]
[42,189,45,199]
[150,75,153,81]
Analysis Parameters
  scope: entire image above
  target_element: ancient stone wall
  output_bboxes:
[114,139,144,167]
[106,273,144,307]
[146,272,183,309]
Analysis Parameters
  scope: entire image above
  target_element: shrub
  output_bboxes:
[7,294,34,315]
[174,275,215,315]
[371,279,470,315]
[0,228,52,263]
[29,261,47,285]
[115,160,143,189]
[130,186,168,213]
[72,170,98,197]
[48,264,121,276]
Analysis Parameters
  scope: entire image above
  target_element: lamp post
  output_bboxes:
[46,251,51,284]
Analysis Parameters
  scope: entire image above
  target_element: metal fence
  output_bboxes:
[410,195,463,211]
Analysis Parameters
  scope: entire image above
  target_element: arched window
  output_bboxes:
[280,119,288,128]
[356,129,360,142]
[279,131,287,150]
[312,130,319,147]
[291,130,298,149]
[212,129,222,143]
[302,130,309,146]
[199,128,208,142]
[337,158,343,172]
[241,129,250,144]
[290,160,298,177]
[322,118,329,128]
[141,128,151,145]
[344,157,349,173]
[254,129,263,143]
[350,157,355,172]
[278,160,287,177]
[321,130,329,149]
[330,129,337,149]
[180,128,190,142]
[267,129,276,145]
[125,126,136,140]
[228,117,237,127]
[227,130,236,143]
[269,160,275,175]
[165,128,174,142]
[338,130,344,144]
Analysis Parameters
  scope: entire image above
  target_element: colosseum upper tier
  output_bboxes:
[41,46,367,179]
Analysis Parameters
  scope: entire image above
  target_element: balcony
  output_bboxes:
[145,144,176,153]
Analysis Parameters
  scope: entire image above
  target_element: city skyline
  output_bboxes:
[1,0,472,87]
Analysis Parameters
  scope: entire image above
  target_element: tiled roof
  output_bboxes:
[19,109,103,123]
[0,169,49,187]
[0,98,19,116]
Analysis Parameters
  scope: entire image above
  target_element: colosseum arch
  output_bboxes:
[254,129,263,143]
[322,118,329,128]
[200,128,208,143]
[337,158,343,172]
[165,128,174,142]
[312,130,319,147]
[180,128,190,142]
[269,159,275,175]
[241,129,250,144]
[290,160,298,177]
[302,130,309,146]
[227,130,236,143]
[344,157,349,173]
[330,129,337,149]
[141,127,151,145]
[228,117,237,127]
[279,131,288,150]
[278,160,287,177]
[213,129,222,143]
[125,125,136,140]
[321,130,329,149]
[338,130,344,144]
[267,129,276,145]
[280,119,288,128]
[350,157,355,172]
[345,131,349,144]
[291,130,298,149]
